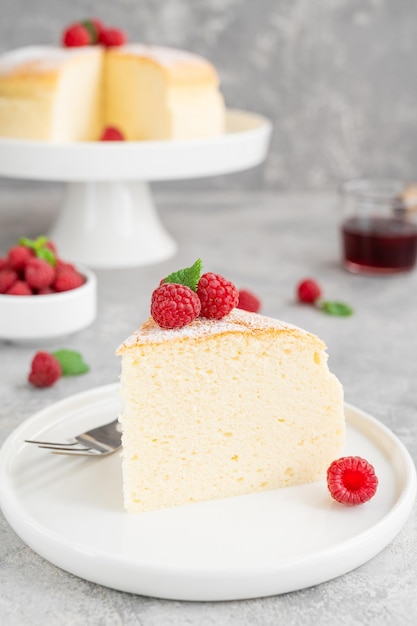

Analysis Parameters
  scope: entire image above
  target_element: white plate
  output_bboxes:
[0,109,272,181]
[0,384,415,601]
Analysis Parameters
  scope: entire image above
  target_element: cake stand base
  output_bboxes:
[48,181,177,269]
[0,110,272,268]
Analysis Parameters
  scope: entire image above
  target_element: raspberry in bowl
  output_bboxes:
[0,237,97,343]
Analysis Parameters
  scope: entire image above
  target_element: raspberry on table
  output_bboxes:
[237,289,261,313]
[25,257,55,290]
[62,23,91,47]
[197,272,239,320]
[99,28,127,47]
[100,126,125,141]
[28,352,62,388]
[297,278,322,304]
[327,456,378,505]
[151,283,201,329]
[7,245,33,273]
[6,280,33,296]
[0,269,18,294]
[53,269,85,292]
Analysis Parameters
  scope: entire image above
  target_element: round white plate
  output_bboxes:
[0,384,415,601]
[0,109,272,181]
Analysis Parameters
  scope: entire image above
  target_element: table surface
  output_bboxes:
[1,187,416,625]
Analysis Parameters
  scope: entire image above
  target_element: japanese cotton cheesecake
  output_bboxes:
[116,308,345,513]
[0,44,225,141]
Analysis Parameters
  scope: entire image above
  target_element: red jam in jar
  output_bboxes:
[342,216,417,274]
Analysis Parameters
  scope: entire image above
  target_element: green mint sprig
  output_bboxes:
[164,258,202,291]
[318,300,354,317]
[52,349,90,376]
[81,20,99,44]
[19,236,56,267]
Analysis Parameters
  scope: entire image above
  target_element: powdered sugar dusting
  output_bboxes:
[0,46,100,75]
[120,44,212,69]
[117,308,315,352]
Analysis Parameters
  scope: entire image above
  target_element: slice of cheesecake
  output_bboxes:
[0,46,103,141]
[105,44,225,140]
[116,308,345,513]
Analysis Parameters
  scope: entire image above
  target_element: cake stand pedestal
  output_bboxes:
[0,109,272,268]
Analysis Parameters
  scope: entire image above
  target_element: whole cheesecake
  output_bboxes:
[116,308,345,513]
[0,44,225,141]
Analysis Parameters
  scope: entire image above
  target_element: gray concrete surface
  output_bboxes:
[0,189,416,625]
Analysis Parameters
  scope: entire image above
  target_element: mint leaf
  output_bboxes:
[320,300,354,317]
[52,349,90,376]
[36,247,56,266]
[164,258,203,291]
[19,237,35,249]
[19,236,56,266]
[81,20,99,44]
[19,236,48,251]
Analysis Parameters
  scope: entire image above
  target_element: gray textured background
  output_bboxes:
[1,0,417,190]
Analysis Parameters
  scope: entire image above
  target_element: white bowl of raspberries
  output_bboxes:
[0,236,97,342]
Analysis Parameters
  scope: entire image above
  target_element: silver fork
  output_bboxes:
[25,418,122,457]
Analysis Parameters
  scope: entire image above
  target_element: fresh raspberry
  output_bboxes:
[297,278,322,304]
[7,245,33,273]
[6,280,33,295]
[56,259,76,272]
[82,18,106,44]
[100,126,125,141]
[25,257,55,290]
[62,23,90,47]
[327,456,378,505]
[0,269,18,294]
[197,272,239,320]
[0,257,8,271]
[151,283,201,329]
[99,28,127,47]
[37,286,55,295]
[53,269,85,292]
[28,351,62,388]
[237,289,261,313]
[44,239,58,255]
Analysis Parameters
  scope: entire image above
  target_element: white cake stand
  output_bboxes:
[0,109,272,268]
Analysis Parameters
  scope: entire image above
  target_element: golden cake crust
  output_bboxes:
[116,308,325,353]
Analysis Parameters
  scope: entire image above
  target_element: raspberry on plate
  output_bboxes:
[151,283,201,329]
[28,352,62,388]
[327,456,378,505]
[237,289,261,313]
[297,278,322,304]
[197,272,239,320]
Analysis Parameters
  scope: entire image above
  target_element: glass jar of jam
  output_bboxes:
[340,179,417,274]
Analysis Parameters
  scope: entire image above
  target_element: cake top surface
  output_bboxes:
[0,46,100,76]
[117,308,322,353]
[117,44,214,67]
[0,44,217,78]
